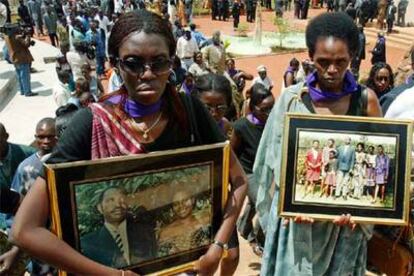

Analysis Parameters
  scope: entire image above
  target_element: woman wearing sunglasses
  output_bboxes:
[194,73,233,139]
[231,83,274,257]
[253,13,382,275]
[10,10,247,276]
[366,62,394,99]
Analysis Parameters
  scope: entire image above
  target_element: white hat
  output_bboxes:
[257,65,267,72]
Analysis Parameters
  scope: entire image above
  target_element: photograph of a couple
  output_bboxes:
[73,163,212,269]
[294,130,398,209]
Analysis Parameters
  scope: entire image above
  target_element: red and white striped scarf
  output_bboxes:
[89,103,146,159]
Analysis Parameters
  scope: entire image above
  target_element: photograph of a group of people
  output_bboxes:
[73,164,212,269]
[294,130,397,208]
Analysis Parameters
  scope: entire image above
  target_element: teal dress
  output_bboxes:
[253,83,373,276]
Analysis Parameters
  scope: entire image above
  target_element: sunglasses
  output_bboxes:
[254,106,273,115]
[204,104,228,114]
[118,56,172,77]
[375,76,389,82]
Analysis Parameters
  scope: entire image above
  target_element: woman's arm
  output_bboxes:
[366,88,383,117]
[10,177,122,275]
[196,151,248,275]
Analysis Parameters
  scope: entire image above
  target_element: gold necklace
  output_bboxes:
[131,112,163,141]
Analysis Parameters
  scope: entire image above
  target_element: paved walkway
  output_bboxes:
[0,39,60,144]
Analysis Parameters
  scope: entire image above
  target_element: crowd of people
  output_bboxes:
[0,0,413,275]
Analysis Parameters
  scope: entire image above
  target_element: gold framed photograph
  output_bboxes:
[46,142,230,275]
[279,113,412,225]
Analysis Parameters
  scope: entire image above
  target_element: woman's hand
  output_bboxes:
[194,245,222,276]
[283,214,356,230]
[283,216,314,226]
[0,246,19,275]
[333,214,356,230]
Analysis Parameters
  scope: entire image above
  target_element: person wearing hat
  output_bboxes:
[176,27,199,70]
[251,65,274,91]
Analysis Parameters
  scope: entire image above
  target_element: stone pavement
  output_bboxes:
[0,38,60,144]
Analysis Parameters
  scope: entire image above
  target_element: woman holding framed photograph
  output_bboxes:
[10,10,247,276]
[253,12,382,275]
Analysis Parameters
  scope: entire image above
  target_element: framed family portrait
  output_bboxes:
[45,142,230,275]
[279,113,412,225]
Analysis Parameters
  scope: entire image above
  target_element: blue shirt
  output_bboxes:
[191,30,206,46]
[86,29,106,57]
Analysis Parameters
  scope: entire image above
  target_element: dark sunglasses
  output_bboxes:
[254,106,273,115]
[375,76,389,82]
[118,56,172,77]
[205,104,228,114]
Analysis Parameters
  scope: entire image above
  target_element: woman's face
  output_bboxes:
[195,53,203,64]
[357,144,363,152]
[253,95,274,123]
[118,32,171,105]
[311,37,351,91]
[374,68,391,93]
[199,91,228,122]
[172,191,195,219]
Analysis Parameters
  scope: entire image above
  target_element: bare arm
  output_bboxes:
[196,150,247,275]
[10,177,122,275]
[366,88,383,117]
[284,72,295,87]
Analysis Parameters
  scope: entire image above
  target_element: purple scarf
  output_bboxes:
[107,94,163,118]
[182,82,193,95]
[247,113,265,126]
[218,119,224,131]
[306,70,359,102]
[228,68,238,78]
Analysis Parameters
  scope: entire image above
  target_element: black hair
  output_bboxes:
[57,70,71,83]
[189,23,196,30]
[249,83,272,110]
[377,145,383,149]
[108,10,176,61]
[289,57,300,67]
[36,117,55,131]
[306,12,359,58]
[312,140,320,144]
[328,138,335,144]
[193,73,232,106]
[97,186,127,205]
[366,62,394,92]
[368,145,375,150]
[356,142,365,149]
[55,104,79,138]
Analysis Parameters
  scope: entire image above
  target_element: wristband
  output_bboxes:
[213,240,228,258]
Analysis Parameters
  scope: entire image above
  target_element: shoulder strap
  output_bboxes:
[361,86,368,117]
[180,94,201,145]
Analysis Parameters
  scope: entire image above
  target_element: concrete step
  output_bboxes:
[364,28,413,49]
[0,60,17,107]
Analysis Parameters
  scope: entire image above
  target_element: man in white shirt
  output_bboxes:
[94,10,110,35]
[53,71,71,107]
[252,65,274,91]
[176,30,199,71]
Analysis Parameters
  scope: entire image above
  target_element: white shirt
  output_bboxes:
[176,37,199,59]
[384,86,414,119]
[105,220,130,265]
[312,148,318,160]
[66,51,94,81]
[252,76,274,90]
[53,81,71,107]
[188,62,209,77]
[108,70,123,93]
[94,14,110,34]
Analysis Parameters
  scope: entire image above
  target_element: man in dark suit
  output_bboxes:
[351,25,366,79]
[81,186,157,268]
[335,137,356,200]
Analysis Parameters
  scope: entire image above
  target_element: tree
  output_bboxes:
[273,16,290,48]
